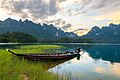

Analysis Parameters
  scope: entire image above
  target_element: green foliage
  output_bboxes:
[0,32,38,43]
[75,38,94,43]
[56,37,74,43]
[38,37,94,43]
[0,45,65,80]
[0,32,93,43]
[12,45,64,54]
[56,37,94,43]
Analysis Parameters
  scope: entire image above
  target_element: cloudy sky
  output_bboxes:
[0,0,120,36]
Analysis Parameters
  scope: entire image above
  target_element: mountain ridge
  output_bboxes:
[0,18,78,40]
[82,23,120,43]
[1,18,120,43]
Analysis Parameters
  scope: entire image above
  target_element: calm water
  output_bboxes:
[0,43,120,80]
[49,43,120,80]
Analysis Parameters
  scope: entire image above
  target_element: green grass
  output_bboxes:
[12,45,64,54]
[0,45,66,80]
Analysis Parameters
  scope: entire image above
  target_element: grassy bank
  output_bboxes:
[12,45,64,54]
[0,45,65,80]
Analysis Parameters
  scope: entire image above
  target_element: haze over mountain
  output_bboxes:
[83,23,120,43]
[0,18,78,40]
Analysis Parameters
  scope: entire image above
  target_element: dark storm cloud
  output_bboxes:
[0,0,60,19]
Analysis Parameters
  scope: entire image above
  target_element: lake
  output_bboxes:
[0,43,120,80]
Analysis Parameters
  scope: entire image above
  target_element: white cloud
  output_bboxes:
[0,0,60,19]
[0,0,120,33]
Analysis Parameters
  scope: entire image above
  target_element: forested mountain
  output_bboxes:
[0,32,37,43]
[82,23,120,43]
[0,18,78,40]
[1,18,119,43]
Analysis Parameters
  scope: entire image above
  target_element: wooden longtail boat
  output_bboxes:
[6,48,81,60]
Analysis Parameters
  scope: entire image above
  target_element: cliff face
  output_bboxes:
[82,23,120,43]
[0,18,78,40]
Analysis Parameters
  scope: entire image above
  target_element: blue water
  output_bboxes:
[48,43,120,80]
[0,43,120,80]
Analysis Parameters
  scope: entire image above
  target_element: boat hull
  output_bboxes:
[16,53,80,60]
[7,48,81,60]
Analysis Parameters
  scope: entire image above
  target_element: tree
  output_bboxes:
[0,32,38,43]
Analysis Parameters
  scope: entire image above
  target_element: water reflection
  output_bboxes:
[58,44,120,63]
[49,52,120,80]
[1,43,120,80]
[24,56,80,70]
[84,45,120,63]
[48,44,120,80]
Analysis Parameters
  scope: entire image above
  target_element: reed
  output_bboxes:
[0,45,65,80]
